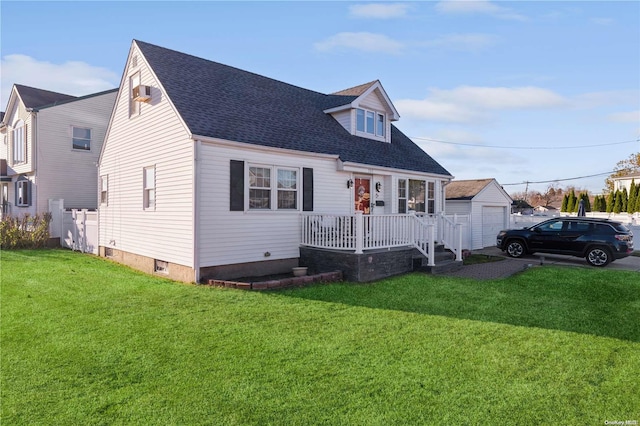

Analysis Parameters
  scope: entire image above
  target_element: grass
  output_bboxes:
[2,249,639,425]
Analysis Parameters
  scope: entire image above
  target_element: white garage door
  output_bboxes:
[482,206,506,248]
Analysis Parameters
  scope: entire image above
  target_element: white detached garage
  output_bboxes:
[445,179,513,250]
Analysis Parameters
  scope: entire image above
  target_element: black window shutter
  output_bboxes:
[14,181,18,206]
[303,167,313,212]
[230,160,244,211]
[26,181,31,206]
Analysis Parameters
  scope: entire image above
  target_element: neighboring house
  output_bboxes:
[0,85,117,218]
[511,199,534,215]
[534,205,558,215]
[98,40,454,283]
[445,178,512,249]
[612,173,640,193]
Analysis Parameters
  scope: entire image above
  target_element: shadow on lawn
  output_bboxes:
[277,268,640,342]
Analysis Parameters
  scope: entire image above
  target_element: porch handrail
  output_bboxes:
[301,213,437,265]
[436,213,463,261]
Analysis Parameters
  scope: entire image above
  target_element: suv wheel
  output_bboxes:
[506,240,526,258]
[586,247,611,267]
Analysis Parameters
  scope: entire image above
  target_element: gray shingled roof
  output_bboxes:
[14,84,77,109]
[136,40,451,177]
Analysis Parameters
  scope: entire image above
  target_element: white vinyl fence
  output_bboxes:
[49,199,98,254]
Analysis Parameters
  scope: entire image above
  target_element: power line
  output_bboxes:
[501,171,616,186]
[412,136,639,150]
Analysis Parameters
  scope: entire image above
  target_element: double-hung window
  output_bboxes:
[249,165,298,210]
[72,126,91,150]
[249,167,271,209]
[143,166,155,210]
[277,169,297,209]
[398,179,407,214]
[12,120,25,164]
[356,108,385,137]
[100,176,108,205]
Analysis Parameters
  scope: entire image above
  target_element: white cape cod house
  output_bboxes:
[98,40,457,283]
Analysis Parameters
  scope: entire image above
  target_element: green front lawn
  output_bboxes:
[2,249,639,425]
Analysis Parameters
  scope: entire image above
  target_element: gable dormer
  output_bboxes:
[325,80,400,143]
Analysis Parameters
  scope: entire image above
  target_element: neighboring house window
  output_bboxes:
[398,179,407,214]
[248,165,299,210]
[129,72,141,117]
[249,166,271,209]
[72,126,91,150]
[100,175,108,205]
[16,179,30,207]
[12,120,25,164]
[143,166,155,209]
[356,108,385,137]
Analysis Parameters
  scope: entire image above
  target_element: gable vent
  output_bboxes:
[131,55,138,68]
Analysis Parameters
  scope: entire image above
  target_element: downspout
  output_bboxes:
[193,139,201,283]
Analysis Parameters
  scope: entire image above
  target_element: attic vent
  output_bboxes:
[131,55,138,68]
[133,85,151,102]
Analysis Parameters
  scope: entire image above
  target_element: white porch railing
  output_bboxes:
[301,212,463,266]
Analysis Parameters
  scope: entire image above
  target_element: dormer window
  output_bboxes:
[356,108,385,137]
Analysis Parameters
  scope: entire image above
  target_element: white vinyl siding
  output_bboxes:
[198,144,352,268]
[99,44,194,268]
[35,91,117,213]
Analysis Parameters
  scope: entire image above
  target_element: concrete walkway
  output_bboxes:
[439,247,640,280]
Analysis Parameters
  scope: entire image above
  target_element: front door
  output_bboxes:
[354,178,371,214]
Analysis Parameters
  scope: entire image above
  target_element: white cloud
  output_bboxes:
[396,85,567,123]
[435,0,527,21]
[607,110,640,123]
[421,33,498,52]
[1,54,118,108]
[575,90,639,109]
[349,3,411,19]
[314,32,404,55]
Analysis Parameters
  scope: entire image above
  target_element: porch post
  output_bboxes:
[354,211,364,254]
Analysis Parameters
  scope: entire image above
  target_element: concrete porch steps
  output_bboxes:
[414,244,464,275]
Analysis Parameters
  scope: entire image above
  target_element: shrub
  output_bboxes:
[0,212,52,249]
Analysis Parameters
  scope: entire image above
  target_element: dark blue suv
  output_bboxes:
[496,217,634,267]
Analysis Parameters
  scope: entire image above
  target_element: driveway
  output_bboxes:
[475,246,640,272]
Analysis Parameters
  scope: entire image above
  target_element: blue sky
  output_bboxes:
[2,1,639,195]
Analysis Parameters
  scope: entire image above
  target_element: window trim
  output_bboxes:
[12,120,26,164]
[100,175,108,205]
[247,164,300,211]
[143,165,155,210]
[71,126,92,151]
[16,179,30,207]
[355,108,386,139]
[129,71,141,118]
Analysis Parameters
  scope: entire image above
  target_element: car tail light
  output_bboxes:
[615,234,632,242]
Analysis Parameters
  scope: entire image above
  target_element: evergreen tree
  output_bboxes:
[628,180,637,213]
[613,190,623,213]
[606,191,615,213]
[580,193,591,212]
[636,188,640,213]
[621,187,628,212]
[561,194,568,212]
[567,190,577,213]
[598,195,607,211]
